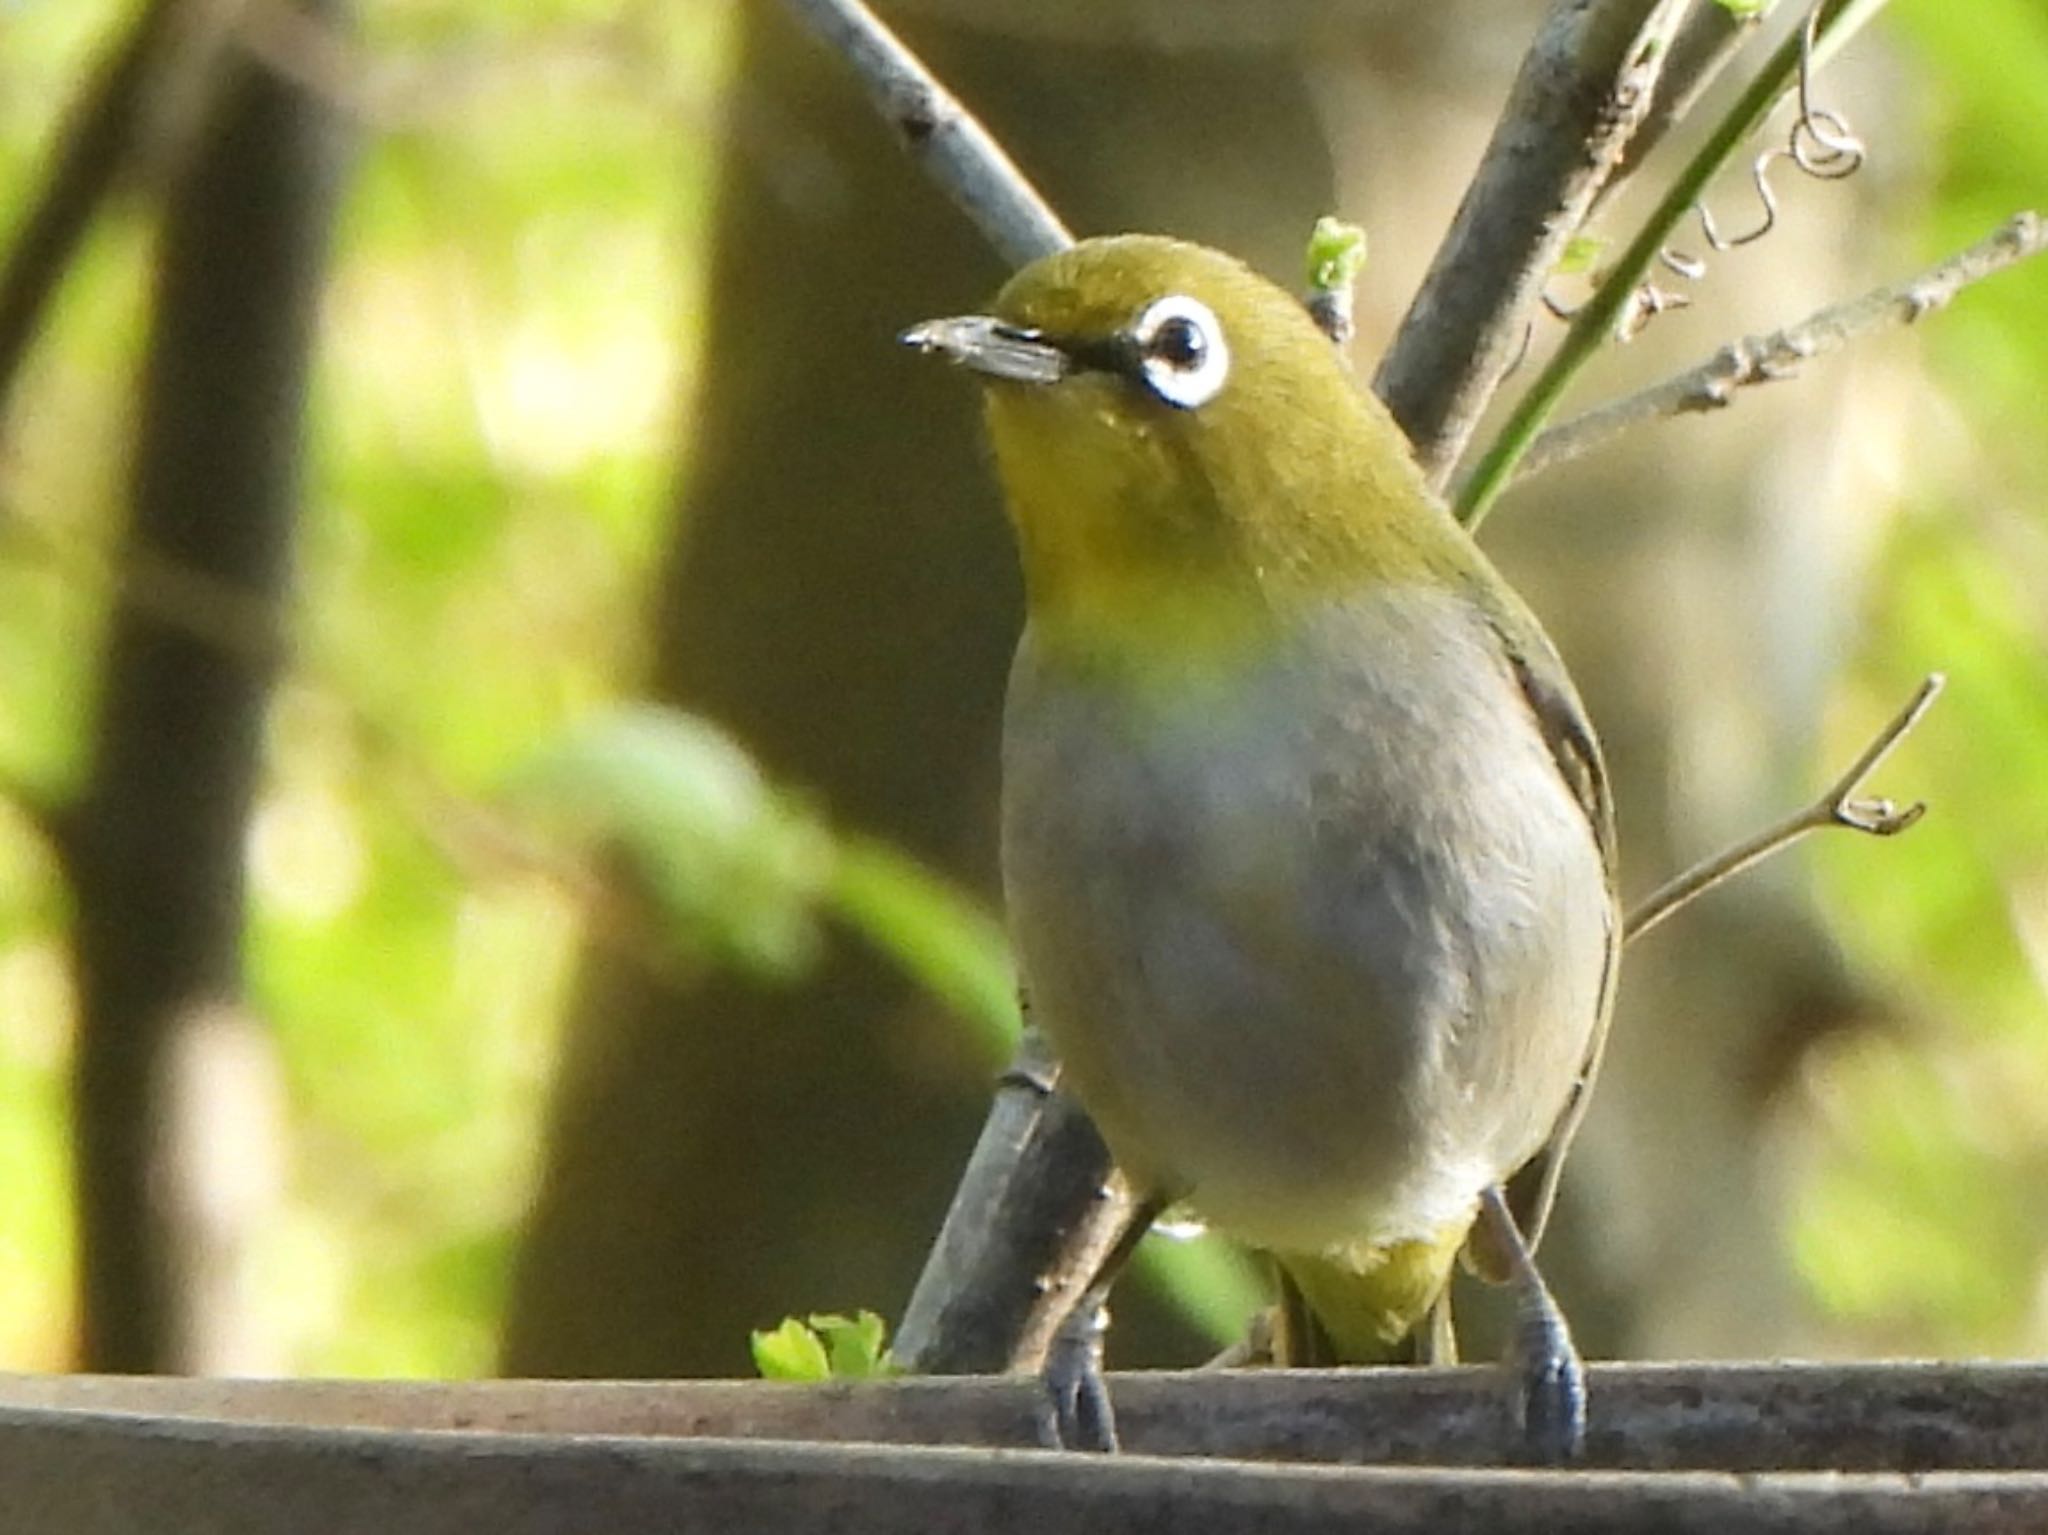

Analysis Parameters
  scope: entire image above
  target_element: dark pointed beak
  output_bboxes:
[899,316,1069,386]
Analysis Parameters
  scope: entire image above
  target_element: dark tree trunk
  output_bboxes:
[66,8,346,1372]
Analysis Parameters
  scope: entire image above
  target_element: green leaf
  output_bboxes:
[511,709,1018,1054]
[750,1317,832,1381]
[1304,216,1368,294]
[507,707,834,973]
[750,1311,898,1380]
[809,1309,898,1379]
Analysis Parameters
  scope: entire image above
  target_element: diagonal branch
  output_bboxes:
[0,0,178,425]
[778,0,1071,267]
[1371,0,1697,485]
[1518,212,2047,483]
[892,1031,1140,1375]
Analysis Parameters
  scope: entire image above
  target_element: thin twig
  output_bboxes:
[776,0,1151,1379]
[778,0,1071,268]
[1372,0,1696,484]
[1516,212,2047,483]
[1456,0,1892,529]
[1624,674,1943,944]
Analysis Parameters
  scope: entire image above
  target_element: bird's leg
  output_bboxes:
[1040,1297,1116,1451]
[1417,1286,1459,1365]
[1476,1183,1585,1464]
[1038,1193,1164,1453]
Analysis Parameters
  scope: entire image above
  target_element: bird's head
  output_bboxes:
[904,235,1450,664]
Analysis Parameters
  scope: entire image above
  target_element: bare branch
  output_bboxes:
[1521,211,2047,482]
[1372,0,1696,483]
[893,1028,1141,1375]
[67,0,345,1371]
[779,0,1071,268]
[1625,674,1943,945]
[1455,0,1893,529]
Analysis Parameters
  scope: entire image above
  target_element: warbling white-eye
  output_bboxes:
[904,235,1618,1460]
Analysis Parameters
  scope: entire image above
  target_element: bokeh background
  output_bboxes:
[0,0,2043,1380]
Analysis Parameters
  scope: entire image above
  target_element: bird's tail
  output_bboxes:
[1272,1225,1466,1366]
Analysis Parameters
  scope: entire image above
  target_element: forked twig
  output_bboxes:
[1624,673,1943,944]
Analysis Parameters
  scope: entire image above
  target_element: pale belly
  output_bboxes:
[1001,592,1611,1258]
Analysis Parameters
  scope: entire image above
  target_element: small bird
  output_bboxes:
[904,235,1618,1458]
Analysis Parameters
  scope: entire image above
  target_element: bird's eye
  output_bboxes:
[1131,294,1229,410]
[1149,315,1206,370]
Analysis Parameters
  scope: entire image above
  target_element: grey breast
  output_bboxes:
[1000,588,1609,1252]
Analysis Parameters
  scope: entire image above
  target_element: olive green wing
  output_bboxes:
[1482,599,1621,1252]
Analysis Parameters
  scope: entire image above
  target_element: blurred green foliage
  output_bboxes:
[1797,0,2048,1354]
[1,0,737,1373]
[0,1,2041,1376]
[514,703,1021,1050]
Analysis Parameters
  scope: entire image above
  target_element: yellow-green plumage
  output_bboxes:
[921,235,1617,1363]
[1282,1235,1469,1363]
[986,242,1466,683]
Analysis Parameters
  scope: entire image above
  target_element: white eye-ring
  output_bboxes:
[1131,294,1229,410]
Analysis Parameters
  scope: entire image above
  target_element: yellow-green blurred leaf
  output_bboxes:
[750,1317,831,1382]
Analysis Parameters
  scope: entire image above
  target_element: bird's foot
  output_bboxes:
[1477,1183,1586,1464]
[1508,1284,1586,1465]
[1037,1297,1119,1452]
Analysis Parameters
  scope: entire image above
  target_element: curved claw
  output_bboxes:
[1038,1299,1119,1452]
